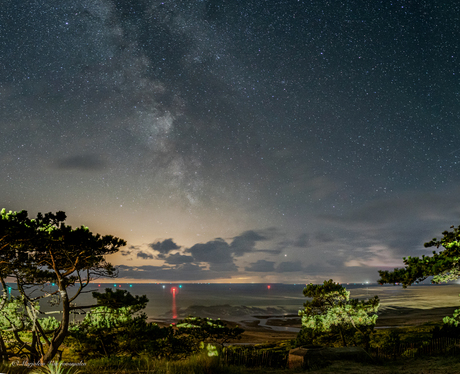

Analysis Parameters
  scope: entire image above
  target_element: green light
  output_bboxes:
[52,283,55,286]
[114,284,116,287]
[129,284,132,287]
[8,287,11,293]
[179,285,182,288]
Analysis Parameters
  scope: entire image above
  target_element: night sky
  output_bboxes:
[1,0,460,283]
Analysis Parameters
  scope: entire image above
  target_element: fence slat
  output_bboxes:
[222,347,288,368]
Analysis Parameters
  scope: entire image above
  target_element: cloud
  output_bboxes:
[117,264,235,281]
[121,245,140,257]
[187,238,238,271]
[245,260,275,272]
[208,262,238,272]
[54,154,106,171]
[230,230,268,256]
[344,246,399,268]
[258,248,283,255]
[275,261,304,273]
[149,239,181,256]
[184,229,273,271]
[174,263,204,272]
[315,191,460,268]
[320,192,460,230]
[314,231,334,243]
[137,250,154,260]
[231,230,267,256]
[164,253,194,265]
[293,233,309,248]
[188,238,232,263]
[277,233,310,250]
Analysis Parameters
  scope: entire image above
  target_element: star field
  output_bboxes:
[1,0,460,283]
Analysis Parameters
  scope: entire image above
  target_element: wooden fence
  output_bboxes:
[221,347,288,368]
[223,337,460,367]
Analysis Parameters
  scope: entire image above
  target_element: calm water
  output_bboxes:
[8,282,460,320]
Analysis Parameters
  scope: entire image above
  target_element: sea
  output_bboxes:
[7,282,460,327]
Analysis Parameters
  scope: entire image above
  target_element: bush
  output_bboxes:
[432,323,460,339]
[296,324,375,349]
[69,314,186,360]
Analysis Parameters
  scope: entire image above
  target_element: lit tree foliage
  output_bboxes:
[69,289,158,359]
[0,209,126,364]
[176,316,244,347]
[378,225,460,327]
[298,279,380,347]
[378,225,460,287]
[69,296,243,360]
[0,209,245,363]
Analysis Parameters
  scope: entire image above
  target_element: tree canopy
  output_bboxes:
[176,316,244,347]
[298,279,379,347]
[68,300,244,360]
[378,225,460,287]
[0,209,126,363]
[0,209,245,364]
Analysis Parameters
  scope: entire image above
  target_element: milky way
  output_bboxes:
[1,0,460,282]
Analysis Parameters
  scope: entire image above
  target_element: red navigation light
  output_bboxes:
[267,285,271,289]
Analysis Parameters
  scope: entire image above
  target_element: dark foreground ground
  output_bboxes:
[241,356,460,374]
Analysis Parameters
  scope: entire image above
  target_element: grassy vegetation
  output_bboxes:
[3,354,460,374]
[2,322,460,373]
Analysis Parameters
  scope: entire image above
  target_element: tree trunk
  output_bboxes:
[40,289,71,364]
[0,333,9,362]
[29,331,40,363]
[339,328,347,347]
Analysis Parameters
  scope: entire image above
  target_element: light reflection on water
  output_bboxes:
[171,286,177,319]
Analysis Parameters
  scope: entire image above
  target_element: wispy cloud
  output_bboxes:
[54,154,106,171]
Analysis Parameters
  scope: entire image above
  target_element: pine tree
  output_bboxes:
[299,279,379,347]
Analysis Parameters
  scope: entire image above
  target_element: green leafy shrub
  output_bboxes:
[432,323,460,339]
[70,303,244,361]
[298,280,379,349]
[296,324,376,349]
[176,316,244,347]
[69,308,178,359]
[40,316,60,332]
[30,361,80,374]
[401,347,418,358]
